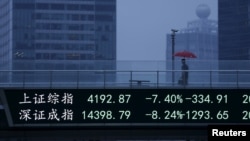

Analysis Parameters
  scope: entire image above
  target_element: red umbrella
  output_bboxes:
[174,51,197,58]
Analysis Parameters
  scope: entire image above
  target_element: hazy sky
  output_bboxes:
[117,0,218,61]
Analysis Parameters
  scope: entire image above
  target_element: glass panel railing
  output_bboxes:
[78,71,104,88]
[26,71,51,88]
[51,71,78,88]
[130,71,157,88]
[115,71,131,88]
[238,70,250,88]
[0,69,249,89]
[217,70,238,88]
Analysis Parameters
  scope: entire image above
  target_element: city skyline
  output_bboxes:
[117,0,218,60]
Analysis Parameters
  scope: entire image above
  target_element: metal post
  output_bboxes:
[157,71,159,88]
[130,71,132,89]
[50,71,52,89]
[23,71,25,88]
[210,70,212,88]
[103,70,106,89]
[171,29,178,86]
[77,70,79,89]
[236,70,239,88]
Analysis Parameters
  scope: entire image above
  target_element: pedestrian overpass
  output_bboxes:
[0,70,249,89]
[0,70,249,141]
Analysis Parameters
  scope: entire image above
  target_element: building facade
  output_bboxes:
[219,0,250,60]
[0,0,116,82]
[166,4,218,85]
[218,0,250,82]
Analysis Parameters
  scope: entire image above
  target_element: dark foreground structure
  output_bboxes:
[0,88,210,141]
[2,87,250,141]
[0,105,207,141]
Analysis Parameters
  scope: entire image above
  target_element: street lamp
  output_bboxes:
[171,29,178,85]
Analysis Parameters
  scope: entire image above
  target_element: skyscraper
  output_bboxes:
[218,0,250,82]
[0,0,116,82]
[219,0,250,60]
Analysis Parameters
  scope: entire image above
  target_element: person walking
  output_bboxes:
[180,58,189,85]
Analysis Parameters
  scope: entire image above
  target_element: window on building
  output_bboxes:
[36,33,48,40]
[51,44,64,50]
[14,3,34,9]
[43,53,50,59]
[41,43,50,49]
[80,24,94,31]
[105,25,110,31]
[80,54,86,59]
[72,14,80,21]
[84,34,95,41]
[95,5,115,11]
[36,53,42,60]
[51,4,65,10]
[16,42,29,49]
[14,51,34,60]
[80,4,94,11]
[51,33,63,40]
[36,3,49,9]
[96,26,102,31]
[51,23,62,30]
[36,13,50,20]
[66,53,80,60]
[96,15,113,21]
[65,64,78,70]
[101,35,108,41]
[51,53,64,60]
[68,24,80,30]
[80,15,87,20]
[86,54,94,59]
[67,4,79,10]
[51,14,64,20]
[66,44,79,50]
[54,64,64,70]
[88,15,95,21]
[68,34,80,40]
[80,54,94,60]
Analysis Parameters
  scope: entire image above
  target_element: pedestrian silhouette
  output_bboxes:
[179,58,189,85]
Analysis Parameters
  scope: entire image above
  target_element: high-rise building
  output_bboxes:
[0,0,116,82]
[166,4,218,84]
[218,0,250,82]
[219,0,250,60]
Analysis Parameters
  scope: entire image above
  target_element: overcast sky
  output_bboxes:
[117,0,218,61]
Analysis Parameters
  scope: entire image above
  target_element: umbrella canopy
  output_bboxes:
[174,51,197,58]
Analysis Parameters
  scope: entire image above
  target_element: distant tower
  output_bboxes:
[196,3,211,19]
[166,4,218,84]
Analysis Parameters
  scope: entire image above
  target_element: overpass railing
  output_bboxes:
[0,70,249,89]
